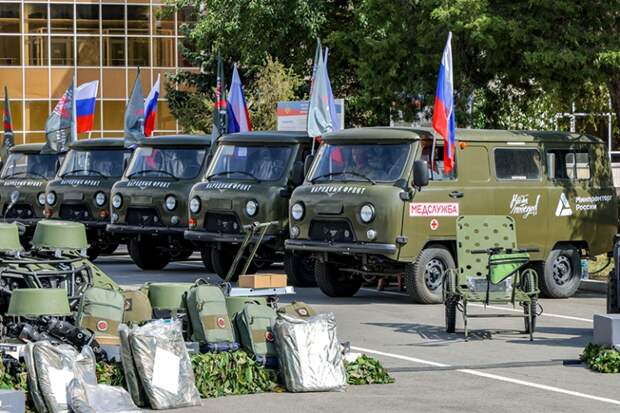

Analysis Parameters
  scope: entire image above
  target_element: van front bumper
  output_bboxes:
[107,224,186,237]
[285,239,397,255]
[184,229,277,244]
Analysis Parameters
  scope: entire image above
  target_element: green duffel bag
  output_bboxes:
[76,286,125,336]
[277,301,317,319]
[235,302,278,368]
[186,280,239,352]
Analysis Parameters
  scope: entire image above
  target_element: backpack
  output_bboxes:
[76,286,125,336]
[277,301,316,319]
[185,281,239,352]
[235,302,278,368]
[122,289,153,324]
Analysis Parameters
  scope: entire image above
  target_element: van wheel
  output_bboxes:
[86,245,100,261]
[100,242,120,255]
[128,239,170,270]
[284,252,316,287]
[406,245,455,304]
[540,246,580,298]
[210,246,256,282]
[315,261,362,297]
[608,270,620,313]
[200,246,214,273]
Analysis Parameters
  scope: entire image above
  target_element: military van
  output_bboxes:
[285,127,617,303]
[184,131,314,284]
[44,138,133,259]
[107,135,211,270]
[0,143,65,245]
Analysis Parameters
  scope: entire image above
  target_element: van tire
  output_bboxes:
[129,239,170,270]
[200,246,214,273]
[406,245,455,304]
[284,252,316,287]
[315,261,362,297]
[100,242,120,255]
[540,246,580,298]
[210,246,256,282]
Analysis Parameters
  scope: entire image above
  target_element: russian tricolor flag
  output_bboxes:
[226,65,251,133]
[144,74,160,137]
[432,32,456,173]
[75,80,98,134]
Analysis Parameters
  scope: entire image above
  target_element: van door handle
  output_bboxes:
[449,191,464,199]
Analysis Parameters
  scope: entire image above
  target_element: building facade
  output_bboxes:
[0,0,195,143]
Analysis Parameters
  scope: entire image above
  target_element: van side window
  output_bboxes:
[494,148,541,180]
[421,142,455,181]
[547,149,590,180]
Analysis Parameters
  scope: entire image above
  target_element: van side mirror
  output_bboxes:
[303,154,314,176]
[291,160,304,186]
[547,153,556,179]
[413,160,429,188]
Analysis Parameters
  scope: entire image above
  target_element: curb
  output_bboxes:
[578,279,607,294]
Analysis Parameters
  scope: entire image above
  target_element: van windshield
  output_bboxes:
[310,143,410,183]
[207,144,293,182]
[59,149,131,178]
[126,147,206,180]
[1,153,59,179]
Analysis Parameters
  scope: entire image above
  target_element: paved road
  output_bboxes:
[97,253,620,413]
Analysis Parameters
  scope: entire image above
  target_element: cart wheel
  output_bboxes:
[445,296,458,333]
[524,298,537,335]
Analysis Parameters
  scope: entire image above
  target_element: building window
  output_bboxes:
[51,37,74,66]
[0,3,21,34]
[50,4,73,34]
[25,36,48,66]
[103,37,125,66]
[77,37,100,66]
[25,4,48,34]
[177,7,197,31]
[102,5,125,35]
[127,6,149,35]
[25,101,50,131]
[154,37,175,67]
[0,37,21,66]
[152,6,175,36]
[178,42,192,67]
[77,4,99,34]
[128,37,149,67]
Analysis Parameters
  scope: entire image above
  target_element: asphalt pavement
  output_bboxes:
[96,252,620,413]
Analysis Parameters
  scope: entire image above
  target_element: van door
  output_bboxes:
[492,145,548,260]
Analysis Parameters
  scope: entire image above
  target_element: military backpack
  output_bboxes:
[76,286,125,336]
[186,281,239,352]
[235,302,278,368]
[122,289,153,324]
[277,301,316,319]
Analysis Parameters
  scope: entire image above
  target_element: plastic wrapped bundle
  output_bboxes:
[68,379,141,413]
[118,324,147,407]
[274,313,346,392]
[24,343,48,413]
[25,342,97,413]
[130,319,201,409]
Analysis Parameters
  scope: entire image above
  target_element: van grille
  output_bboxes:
[4,204,35,219]
[309,220,355,242]
[205,213,241,234]
[60,204,91,220]
[127,207,162,226]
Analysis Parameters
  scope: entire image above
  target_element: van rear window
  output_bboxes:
[494,148,541,180]
[547,149,590,180]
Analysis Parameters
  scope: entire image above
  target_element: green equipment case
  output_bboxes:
[146,283,193,312]
[7,289,71,317]
[443,216,539,340]
[277,301,317,319]
[235,302,278,368]
[76,286,125,335]
[185,281,239,351]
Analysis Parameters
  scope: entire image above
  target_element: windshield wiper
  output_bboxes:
[6,171,47,179]
[310,170,376,185]
[61,168,107,178]
[206,170,261,182]
[127,169,179,180]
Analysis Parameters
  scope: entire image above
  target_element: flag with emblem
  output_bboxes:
[124,69,145,148]
[2,86,14,162]
[43,80,76,153]
[211,53,227,146]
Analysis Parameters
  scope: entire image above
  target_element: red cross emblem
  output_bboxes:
[216,317,226,328]
[96,320,109,331]
[430,219,439,231]
[265,331,274,342]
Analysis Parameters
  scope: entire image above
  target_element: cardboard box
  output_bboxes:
[238,274,288,289]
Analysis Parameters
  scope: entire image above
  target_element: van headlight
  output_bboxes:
[37,192,46,206]
[189,197,201,214]
[291,202,304,221]
[245,200,258,217]
[112,194,122,208]
[360,204,375,223]
[46,191,56,206]
[95,191,106,207]
[165,195,177,211]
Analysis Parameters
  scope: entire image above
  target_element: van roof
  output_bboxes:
[69,138,126,149]
[137,135,211,148]
[219,131,312,144]
[323,127,603,144]
[9,143,46,154]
